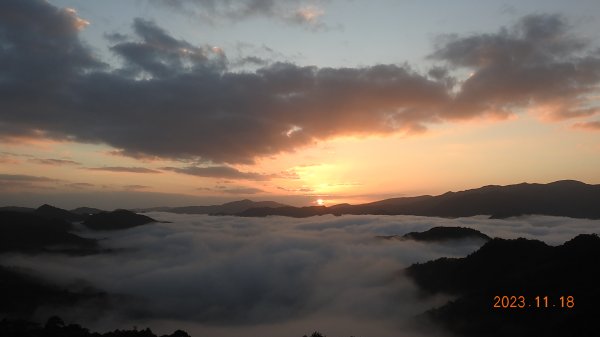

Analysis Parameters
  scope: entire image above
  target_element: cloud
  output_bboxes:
[0,152,21,164]
[29,158,81,166]
[572,120,600,131]
[215,185,264,194]
[196,184,263,194]
[2,213,598,336]
[164,165,272,180]
[149,0,329,30]
[1,2,599,165]
[0,174,60,183]
[65,182,95,189]
[430,14,600,121]
[277,186,314,193]
[123,184,151,190]
[0,0,102,94]
[87,167,162,174]
[110,18,227,79]
[0,173,61,191]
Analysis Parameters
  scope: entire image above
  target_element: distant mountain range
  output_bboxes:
[236,180,600,219]
[2,180,599,220]
[136,199,289,215]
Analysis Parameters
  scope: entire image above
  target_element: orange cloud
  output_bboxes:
[572,120,600,131]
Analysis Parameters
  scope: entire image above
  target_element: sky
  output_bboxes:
[1,0,600,208]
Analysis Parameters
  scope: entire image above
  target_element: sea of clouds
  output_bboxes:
[1,214,599,337]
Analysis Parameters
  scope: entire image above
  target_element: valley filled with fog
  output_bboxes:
[1,213,598,337]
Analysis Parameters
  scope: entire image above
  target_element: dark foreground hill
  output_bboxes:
[0,211,98,255]
[379,226,491,242]
[237,180,600,219]
[0,265,108,319]
[0,316,190,337]
[83,210,157,231]
[406,234,600,337]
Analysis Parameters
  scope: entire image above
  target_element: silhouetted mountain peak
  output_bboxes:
[34,204,82,222]
[560,233,600,254]
[563,233,600,245]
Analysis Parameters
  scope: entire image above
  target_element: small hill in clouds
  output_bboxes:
[236,180,600,219]
[139,199,290,215]
[406,234,600,337]
[0,211,98,255]
[379,226,491,242]
[83,209,157,231]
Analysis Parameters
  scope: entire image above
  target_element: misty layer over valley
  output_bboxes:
[2,211,599,337]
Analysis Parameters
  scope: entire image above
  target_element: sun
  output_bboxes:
[316,199,325,206]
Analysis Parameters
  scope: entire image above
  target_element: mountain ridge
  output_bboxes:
[236,180,600,219]
[2,180,599,219]
[136,199,290,215]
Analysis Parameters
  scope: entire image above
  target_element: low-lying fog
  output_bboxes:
[2,214,599,337]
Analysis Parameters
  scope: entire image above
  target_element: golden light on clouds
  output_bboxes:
[295,6,324,24]
[64,7,89,30]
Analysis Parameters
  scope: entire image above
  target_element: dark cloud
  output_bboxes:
[103,32,128,43]
[0,1,599,165]
[164,165,272,180]
[430,14,600,120]
[110,18,227,78]
[29,158,81,166]
[87,167,162,173]
[0,0,103,137]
